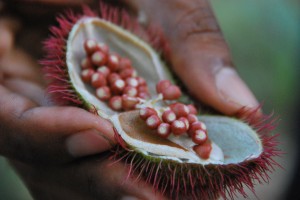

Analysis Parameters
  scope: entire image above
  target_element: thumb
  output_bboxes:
[126,0,259,116]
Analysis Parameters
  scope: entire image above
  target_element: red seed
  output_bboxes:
[157,123,171,138]
[187,104,198,115]
[95,86,111,101]
[178,117,189,130]
[109,96,122,111]
[97,66,110,78]
[162,85,182,100]
[111,79,125,94]
[122,95,139,110]
[107,73,121,85]
[97,43,109,55]
[91,51,107,66]
[84,39,98,55]
[123,86,138,97]
[192,129,208,145]
[171,120,187,136]
[137,85,149,93]
[139,107,157,120]
[138,92,151,100]
[91,72,107,88]
[188,121,207,137]
[125,77,139,87]
[119,68,136,79]
[81,68,94,83]
[162,110,176,124]
[107,54,120,72]
[170,103,189,117]
[136,77,147,86]
[156,80,171,94]
[193,141,212,160]
[119,57,132,71]
[187,114,198,124]
[81,57,93,69]
[146,115,161,129]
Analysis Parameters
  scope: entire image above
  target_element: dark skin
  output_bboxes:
[0,0,260,199]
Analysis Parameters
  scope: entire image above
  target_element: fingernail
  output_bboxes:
[216,68,259,109]
[66,129,111,157]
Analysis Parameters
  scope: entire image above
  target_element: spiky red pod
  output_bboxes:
[41,3,280,200]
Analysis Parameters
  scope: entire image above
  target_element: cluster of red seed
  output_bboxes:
[139,103,208,145]
[80,39,151,111]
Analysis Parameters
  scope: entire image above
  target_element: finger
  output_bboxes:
[0,18,17,57]
[124,0,260,116]
[0,85,116,164]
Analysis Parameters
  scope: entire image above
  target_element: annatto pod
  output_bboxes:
[41,3,280,200]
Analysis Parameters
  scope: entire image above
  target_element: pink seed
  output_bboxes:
[81,68,94,83]
[162,85,182,100]
[107,73,121,85]
[107,54,120,72]
[125,77,139,87]
[171,120,187,136]
[81,57,93,69]
[136,77,147,86]
[138,92,151,99]
[139,107,157,120]
[156,80,171,94]
[193,141,212,160]
[137,85,149,93]
[178,117,189,130]
[91,72,107,88]
[187,104,198,115]
[97,66,110,78]
[170,103,189,117]
[109,96,122,111]
[146,115,161,129]
[162,110,176,124]
[97,43,109,55]
[91,51,107,66]
[123,86,138,97]
[192,129,208,145]
[84,39,98,55]
[119,68,136,79]
[119,57,132,71]
[188,121,207,137]
[95,86,111,101]
[187,114,198,124]
[157,123,171,138]
[122,95,139,110]
[111,79,125,94]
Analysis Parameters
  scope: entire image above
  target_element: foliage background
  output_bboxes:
[0,0,299,199]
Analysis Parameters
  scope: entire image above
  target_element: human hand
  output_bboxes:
[0,13,165,200]
[125,0,260,116]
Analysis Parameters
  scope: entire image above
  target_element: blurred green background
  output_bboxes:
[0,0,299,199]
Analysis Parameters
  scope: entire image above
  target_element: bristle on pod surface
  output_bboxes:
[41,2,281,200]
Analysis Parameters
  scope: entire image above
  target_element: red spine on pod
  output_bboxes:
[157,123,171,138]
